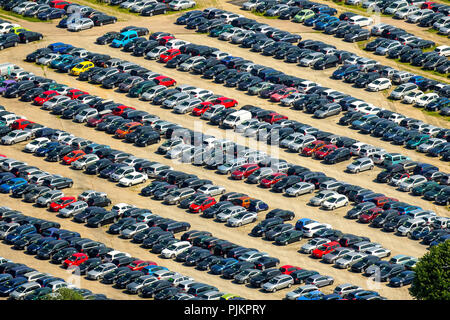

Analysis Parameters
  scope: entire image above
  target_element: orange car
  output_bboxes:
[301,140,326,157]
[62,150,86,165]
[232,196,252,208]
[115,122,143,139]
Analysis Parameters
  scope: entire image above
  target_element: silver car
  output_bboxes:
[300,238,331,254]
[262,274,294,292]
[126,275,158,294]
[163,187,196,205]
[58,201,88,218]
[227,211,258,227]
[86,263,117,280]
[1,130,32,145]
[285,182,315,197]
[334,252,368,269]
[173,98,202,114]
[216,206,247,222]
[234,268,262,284]
[120,222,149,239]
[71,154,99,170]
[305,274,334,288]
[309,190,339,206]
[285,284,319,300]
[9,282,41,300]
[346,157,374,173]
[322,247,355,264]
[162,92,190,108]
[36,190,64,207]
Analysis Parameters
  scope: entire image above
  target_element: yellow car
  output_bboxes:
[9,27,30,35]
[70,61,94,76]
[220,294,242,300]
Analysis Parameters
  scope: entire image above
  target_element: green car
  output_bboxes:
[412,181,439,196]
[292,9,314,23]
[406,134,430,149]
[220,293,242,300]
[247,81,272,95]
[275,230,304,245]
[128,80,157,98]
[423,185,448,201]
[210,24,233,37]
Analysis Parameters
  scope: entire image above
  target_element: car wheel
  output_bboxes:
[69,182,73,188]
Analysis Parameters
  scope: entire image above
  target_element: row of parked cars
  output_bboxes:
[0,256,110,299]
[177,6,450,114]
[0,19,43,50]
[104,0,196,16]
[0,72,422,298]
[0,0,117,31]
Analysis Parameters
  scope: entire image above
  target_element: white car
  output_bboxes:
[77,190,107,202]
[302,222,332,237]
[414,93,439,107]
[169,0,196,10]
[111,202,136,215]
[24,137,50,153]
[67,18,94,32]
[349,15,373,27]
[364,247,391,258]
[388,113,406,124]
[309,190,339,206]
[321,195,349,210]
[402,90,424,104]
[238,251,269,263]
[161,241,192,258]
[197,184,226,196]
[367,78,392,91]
[146,46,167,59]
[334,252,367,269]
[435,45,450,57]
[119,172,148,187]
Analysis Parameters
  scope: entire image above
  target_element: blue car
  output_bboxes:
[332,65,359,79]
[428,142,450,157]
[0,177,28,193]
[57,17,69,28]
[410,226,432,240]
[430,234,450,248]
[397,205,422,215]
[35,142,61,156]
[58,58,85,73]
[389,271,416,287]
[4,224,37,244]
[142,265,168,276]
[315,6,337,16]
[0,277,28,296]
[314,16,339,30]
[248,200,269,213]
[304,14,329,27]
[408,75,426,85]
[426,97,450,112]
[210,258,238,275]
[84,143,111,154]
[296,290,324,300]
[37,8,65,21]
[47,42,73,53]
[50,54,73,69]
[383,126,408,141]
[295,218,316,230]
[25,237,55,255]
[0,172,15,185]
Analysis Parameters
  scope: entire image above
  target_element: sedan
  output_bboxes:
[118,172,148,187]
[305,274,334,288]
[227,211,258,227]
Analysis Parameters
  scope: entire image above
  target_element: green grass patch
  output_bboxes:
[251,11,280,19]
[423,110,450,122]
[0,8,45,23]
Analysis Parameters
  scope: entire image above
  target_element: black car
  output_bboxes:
[4,80,36,98]
[350,255,381,273]
[101,267,130,284]
[141,3,168,16]
[0,33,19,49]
[249,268,282,287]
[324,147,352,164]
[18,31,43,43]
[92,14,117,26]
[86,211,119,227]
[141,280,173,298]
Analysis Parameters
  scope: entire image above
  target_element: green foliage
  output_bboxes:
[409,240,450,300]
[40,288,85,300]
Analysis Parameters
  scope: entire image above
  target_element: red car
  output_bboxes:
[270,87,297,102]
[314,144,337,159]
[50,0,70,9]
[10,119,34,130]
[359,207,384,223]
[301,140,326,157]
[421,1,437,9]
[279,265,301,275]
[159,35,175,46]
[49,196,77,212]
[192,102,212,116]
[86,113,113,127]
[67,89,88,100]
[231,164,260,180]
[63,253,88,268]
[127,260,157,271]
[311,241,341,259]
[62,150,86,165]
[112,105,136,116]
[189,196,217,213]
[159,49,181,63]
[262,112,288,124]
[153,75,176,87]
[213,97,238,108]
[260,173,287,188]
[33,90,59,105]
[370,196,398,208]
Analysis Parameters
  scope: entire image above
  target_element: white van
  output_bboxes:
[0,63,22,76]
[222,110,252,129]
